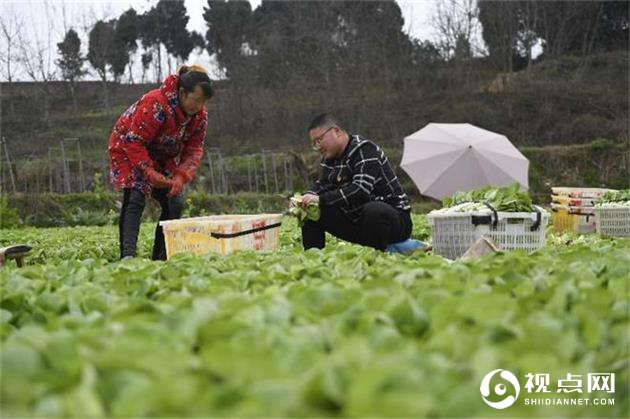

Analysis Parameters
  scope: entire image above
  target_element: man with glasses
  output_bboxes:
[300,113,425,253]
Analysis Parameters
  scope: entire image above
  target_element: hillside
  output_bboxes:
[1,52,627,156]
[0,52,628,198]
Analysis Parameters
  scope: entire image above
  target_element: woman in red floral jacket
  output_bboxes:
[108,65,213,260]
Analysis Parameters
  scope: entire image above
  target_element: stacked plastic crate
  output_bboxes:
[550,187,614,234]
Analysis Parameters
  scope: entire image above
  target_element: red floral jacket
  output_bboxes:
[108,74,207,195]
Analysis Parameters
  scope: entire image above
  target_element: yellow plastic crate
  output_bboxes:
[159,214,283,258]
[551,203,596,234]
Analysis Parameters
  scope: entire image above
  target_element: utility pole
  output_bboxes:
[254,154,259,192]
[288,159,294,191]
[262,150,269,193]
[60,140,71,193]
[48,147,54,193]
[271,152,279,193]
[224,156,229,194]
[1,137,16,193]
[206,152,215,194]
[217,151,224,193]
[284,158,290,192]
[76,139,85,192]
[247,156,253,192]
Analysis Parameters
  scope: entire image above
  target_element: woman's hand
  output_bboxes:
[167,173,186,197]
[144,167,173,189]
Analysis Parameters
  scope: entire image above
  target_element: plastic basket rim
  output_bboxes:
[427,206,549,220]
[591,206,630,212]
[551,203,595,214]
[551,195,597,203]
[159,213,284,227]
[551,187,615,193]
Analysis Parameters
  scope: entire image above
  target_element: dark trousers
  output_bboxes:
[119,188,184,260]
[302,201,412,251]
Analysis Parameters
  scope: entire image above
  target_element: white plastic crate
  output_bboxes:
[159,214,283,258]
[592,206,630,237]
[551,194,597,207]
[551,187,615,199]
[428,206,549,260]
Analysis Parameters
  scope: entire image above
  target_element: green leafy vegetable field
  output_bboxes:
[1,216,628,417]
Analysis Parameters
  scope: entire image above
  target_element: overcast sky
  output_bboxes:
[1,0,439,82]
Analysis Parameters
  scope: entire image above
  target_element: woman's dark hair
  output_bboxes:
[178,65,213,99]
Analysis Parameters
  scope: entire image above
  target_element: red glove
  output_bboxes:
[174,167,196,183]
[144,167,173,189]
[168,173,186,197]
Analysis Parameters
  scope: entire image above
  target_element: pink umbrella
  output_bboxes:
[401,123,529,200]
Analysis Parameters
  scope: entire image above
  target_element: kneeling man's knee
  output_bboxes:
[362,202,393,222]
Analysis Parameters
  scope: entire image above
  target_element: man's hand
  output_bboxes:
[144,167,173,189]
[301,193,320,207]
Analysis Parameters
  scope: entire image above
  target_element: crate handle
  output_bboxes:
[530,206,542,231]
[210,222,282,239]
[486,202,499,229]
[470,203,498,229]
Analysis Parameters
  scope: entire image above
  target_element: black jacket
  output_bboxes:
[306,134,411,222]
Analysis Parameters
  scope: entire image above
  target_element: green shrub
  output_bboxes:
[0,194,20,228]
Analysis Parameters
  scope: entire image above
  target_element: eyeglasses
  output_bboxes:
[311,126,335,150]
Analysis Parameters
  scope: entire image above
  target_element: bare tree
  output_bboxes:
[15,1,57,122]
[516,1,539,72]
[432,0,483,60]
[0,5,25,117]
[0,5,24,83]
[432,0,484,91]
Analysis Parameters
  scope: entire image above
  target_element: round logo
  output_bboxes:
[480,369,520,409]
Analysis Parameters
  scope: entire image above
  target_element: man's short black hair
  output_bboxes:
[308,113,341,132]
